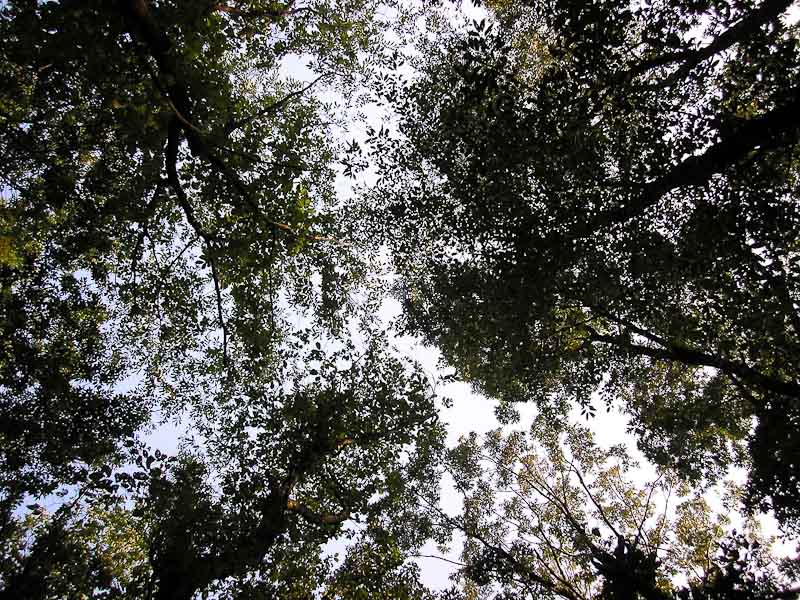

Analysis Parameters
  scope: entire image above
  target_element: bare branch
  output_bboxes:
[567,460,620,539]
[410,553,468,568]
[633,474,663,552]
[226,74,326,135]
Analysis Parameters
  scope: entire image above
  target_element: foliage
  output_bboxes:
[0,0,447,596]
[436,416,799,600]
[0,497,150,600]
[364,0,800,527]
[0,330,446,598]
[0,0,401,498]
[3,0,800,595]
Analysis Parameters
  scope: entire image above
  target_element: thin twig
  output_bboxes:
[226,74,326,134]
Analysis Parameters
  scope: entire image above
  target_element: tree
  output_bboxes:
[0,332,446,599]
[364,0,800,527]
[433,416,800,600]
[0,0,449,595]
[0,0,396,496]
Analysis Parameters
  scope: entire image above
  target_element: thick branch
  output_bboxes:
[120,0,194,125]
[547,87,800,246]
[286,500,349,525]
[152,489,288,600]
[586,328,800,400]
[620,0,793,85]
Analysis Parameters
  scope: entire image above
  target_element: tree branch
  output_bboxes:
[633,475,662,553]
[618,0,794,86]
[585,328,800,400]
[122,0,343,247]
[286,499,349,525]
[567,460,620,539]
[552,87,800,246]
[213,0,314,21]
[226,74,326,135]
[165,119,229,367]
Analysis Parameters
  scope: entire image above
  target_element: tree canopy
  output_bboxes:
[436,416,799,599]
[0,0,392,498]
[366,0,800,529]
[1,0,799,597]
[1,0,445,596]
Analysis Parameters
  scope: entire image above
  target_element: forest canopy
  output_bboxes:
[367,0,800,529]
[1,0,799,598]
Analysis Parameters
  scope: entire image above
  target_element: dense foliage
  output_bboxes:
[0,0,390,501]
[1,0,444,597]
[1,0,799,597]
[366,0,800,529]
